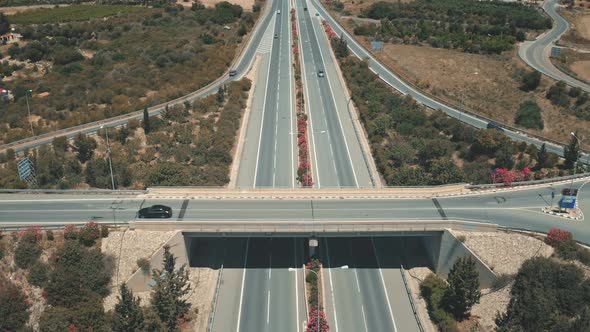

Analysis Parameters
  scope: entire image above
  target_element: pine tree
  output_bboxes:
[537,143,548,170]
[112,283,144,332]
[143,107,151,134]
[563,132,580,170]
[150,245,191,332]
[443,257,481,319]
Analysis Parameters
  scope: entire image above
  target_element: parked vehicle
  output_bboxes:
[138,205,173,218]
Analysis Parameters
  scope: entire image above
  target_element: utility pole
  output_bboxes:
[101,125,116,190]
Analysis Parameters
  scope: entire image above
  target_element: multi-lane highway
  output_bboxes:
[519,0,590,93]
[296,0,372,188]
[236,0,297,188]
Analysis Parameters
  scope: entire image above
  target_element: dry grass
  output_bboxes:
[571,60,590,80]
[561,10,590,49]
[342,27,590,144]
[333,0,413,17]
[551,47,590,83]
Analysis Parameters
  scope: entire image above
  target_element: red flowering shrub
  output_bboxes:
[306,308,329,332]
[19,226,42,244]
[63,224,78,240]
[545,228,573,247]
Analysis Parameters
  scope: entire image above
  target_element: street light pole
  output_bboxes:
[25,89,34,137]
[101,125,116,190]
[568,132,582,198]
[305,268,321,332]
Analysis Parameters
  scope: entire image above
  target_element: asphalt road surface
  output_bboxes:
[519,0,590,93]
[297,0,373,188]
[236,0,297,188]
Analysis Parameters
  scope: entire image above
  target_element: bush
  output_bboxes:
[556,238,579,260]
[0,275,30,332]
[78,222,100,247]
[101,225,109,238]
[514,101,543,129]
[29,261,50,288]
[545,228,572,247]
[46,230,54,241]
[520,71,541,92]
[306,271,318,284]
[137,258,150,274]
[420,274,459,332]
[63,224,78,240]
[14,239,41,269]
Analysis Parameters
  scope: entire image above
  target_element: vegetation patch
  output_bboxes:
[514,100,543,130]
[347,0,550,54]
[9,5,151,24]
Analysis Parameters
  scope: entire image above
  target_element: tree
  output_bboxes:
[537,143,548,169]
[112,284,144,332]
[0,13,9,35]
[73,133,97,163]
[564,131,580,169]
[520,70,541,92]
[150,245,191,332]
[495,144,515,169]
[443,257,481,319]
[14,234,42,269]
[52,136,69,152]
[546,81,570,107]
[0,275,30,331]
[430,158,464,184]
[147,162,189,186]
[143,107,151,134]
[331,34,349,58]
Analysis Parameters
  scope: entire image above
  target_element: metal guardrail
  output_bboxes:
[0,188,146,194]
[466,172,590,189]
[0,221,128,232]
[207,263,224,332]
[400,264,425,332]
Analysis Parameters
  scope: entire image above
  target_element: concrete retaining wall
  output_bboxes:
[126,231,189,292]
[423,230,496,289]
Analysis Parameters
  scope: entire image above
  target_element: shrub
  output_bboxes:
[514,100,543,130]
[78,222,100,247]
[46,230,54,241]
[420,274,459,332]
[29,261,50,288]
[520,71,541,92]
[545,228,572,247]
[101,225,109,238]
[456,235,466,243]
[63,224,78,240]
[19,226,42,244]
[14,239,42,269]
[305,271,317,284]
[137,258,150,274]
[0,275,30,331]
[556,238,579,260]
[0,243,4,261]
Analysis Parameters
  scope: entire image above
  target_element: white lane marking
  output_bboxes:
[308,12,359,188]
[269,245,273,279]
[361,305,369,332]
[354,268,361,293]
[267,290,271,324]
[370,238,398,332]
[253,17,277,188]
[296,1,321,188]
[293,239,300,332]
[273,110,279,187]
[236,238,250,332]
[325,239,340,332]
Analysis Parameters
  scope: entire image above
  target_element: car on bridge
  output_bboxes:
[138,205,173,218]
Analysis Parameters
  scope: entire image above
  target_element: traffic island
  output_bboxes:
[304,258,329,332]
[541,206,583,220]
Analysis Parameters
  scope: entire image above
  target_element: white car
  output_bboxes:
[277,10,281,14]
[317,70,325,77]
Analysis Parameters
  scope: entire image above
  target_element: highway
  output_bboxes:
[311,0,585,159]
[519,0,590,93]
[236,0,297,188]
[297,0,373,188]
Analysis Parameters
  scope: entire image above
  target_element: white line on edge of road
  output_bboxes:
[308,12,359,188]
[235,238,250,332]
[293,239,300,332]
[370,238,398,332]
[324,239,340,332]
[253,15,277,188]
[267,290,271,324]
[361,305,369,332]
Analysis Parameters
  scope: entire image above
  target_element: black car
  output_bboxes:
[138,205,173,218]
[229,69,237,76]
[486,121,504,132]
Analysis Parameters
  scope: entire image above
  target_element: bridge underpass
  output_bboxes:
[185,234,443,332]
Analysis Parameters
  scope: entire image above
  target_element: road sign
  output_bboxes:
[550,47,561,57]
[371,41,384,51]
[559,196,577,209]
[562,188,578,196]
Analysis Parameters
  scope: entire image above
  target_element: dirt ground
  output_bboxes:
[571,60,590,81]
[176,0,255,10]
[333,0,413,16]
[355,38,590,144]
[0,4,71,15]
[561,10,590,49]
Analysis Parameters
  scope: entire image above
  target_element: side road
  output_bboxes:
[0,0,275,154]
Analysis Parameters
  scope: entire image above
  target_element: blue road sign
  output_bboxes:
[559,196,577,209]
